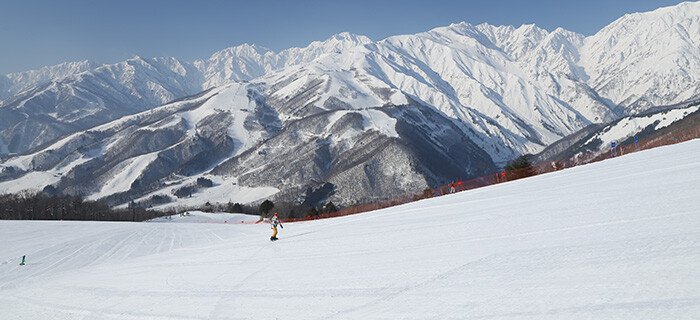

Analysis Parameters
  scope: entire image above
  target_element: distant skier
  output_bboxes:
[450,183,456,193]
[270,212,283,241]
[19,255,25,266]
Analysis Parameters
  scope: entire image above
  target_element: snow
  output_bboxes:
[361,109,399,138]
[149,211,261,224]
[87,152,160,201]
[326,109,400,139]
[127,175,280,211]
[587,105,699,149]
[0,155,93,194]
[1,139,699,319]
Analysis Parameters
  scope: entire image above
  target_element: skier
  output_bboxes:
[270,212,283,241]
[19,255,25,266]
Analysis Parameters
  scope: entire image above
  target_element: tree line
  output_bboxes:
[0,191,166,222]
[171,199,340,221]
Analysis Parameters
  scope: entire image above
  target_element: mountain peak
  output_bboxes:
[601,0,700,33]
[207,43,273,61]
[4,60,96,78]
[653,1,700,15]
[0,59,98,100]
[322,32,373,47]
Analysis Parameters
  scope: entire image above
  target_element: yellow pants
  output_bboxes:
[272,226,278,238]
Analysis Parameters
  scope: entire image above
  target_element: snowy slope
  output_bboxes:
[1,139,698,319]
[149,211,261,223]
[586,105,700,148]
[534,102,700,163]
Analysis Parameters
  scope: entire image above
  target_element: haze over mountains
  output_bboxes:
[1,1,698,209]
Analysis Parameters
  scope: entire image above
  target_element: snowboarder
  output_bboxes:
[19,255,25,266]
[270,212,283,241]
[450,183,456,193]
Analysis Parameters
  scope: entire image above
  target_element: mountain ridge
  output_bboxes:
[1,1,699,209]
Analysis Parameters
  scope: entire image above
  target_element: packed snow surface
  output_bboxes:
[1,140,699,319]
[150,211,261,224]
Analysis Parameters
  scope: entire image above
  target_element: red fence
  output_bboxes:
[281,126,700,223]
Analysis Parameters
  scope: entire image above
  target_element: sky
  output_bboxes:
[0,0,689,74]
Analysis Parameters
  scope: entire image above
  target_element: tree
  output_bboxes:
[42,185,59,197]
[196,177,213,188]
[308,207,319,217]
[504,155,534,180]
[173,185,195,199]
[324,202,338,213]
[422,188,434,199]
[259,200,274,217]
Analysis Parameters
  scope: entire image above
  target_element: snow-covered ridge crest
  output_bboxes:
[0,60,98,100]
[196,32,374,89]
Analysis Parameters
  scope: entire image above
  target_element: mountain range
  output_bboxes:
[1,1,699,209]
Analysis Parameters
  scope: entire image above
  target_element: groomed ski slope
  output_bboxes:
[1,140,699,320]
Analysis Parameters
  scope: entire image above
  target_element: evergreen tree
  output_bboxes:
[196,177,213,188]
[422,188,434,199]
[259,200,274,216]
[324,202,338,213]
[504,155,535,179]
[308,207,319,217]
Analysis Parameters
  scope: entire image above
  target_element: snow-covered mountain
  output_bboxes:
[0,60,98,101]
[581,1,700,113]
[1,1,699,207]
[194,32,373,89]
[0,72,495,208]
[0,33,375,156]
[0,57,205,154]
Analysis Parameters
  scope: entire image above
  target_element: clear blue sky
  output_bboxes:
[0,0,688,74]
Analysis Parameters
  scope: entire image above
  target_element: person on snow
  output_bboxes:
[270,212,283,241]
[19,255,25,266]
